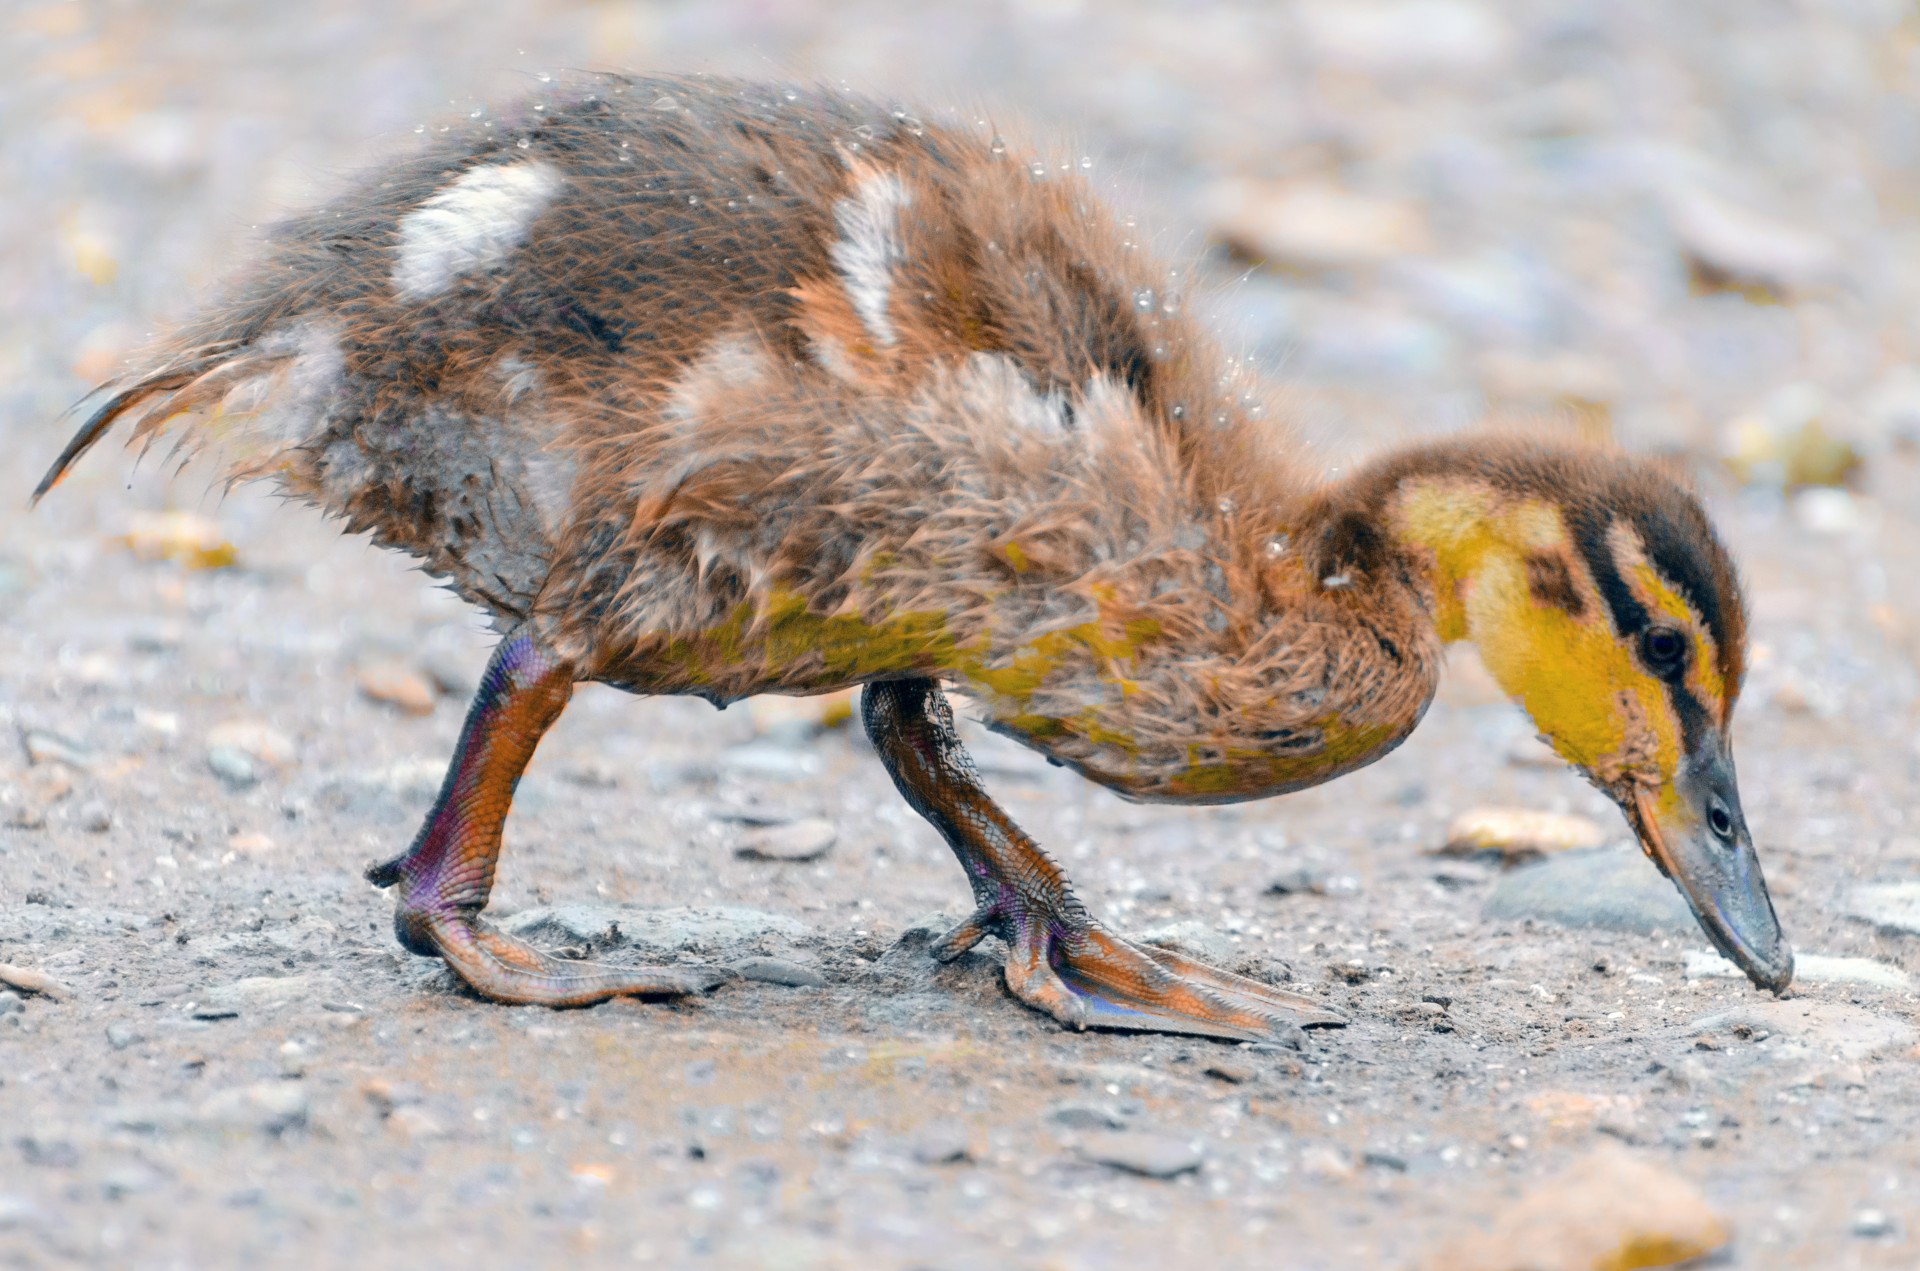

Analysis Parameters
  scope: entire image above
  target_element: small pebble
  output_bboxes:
[1852,1209,1895,1238]
[1049,1100,1133,1130]
[1429,1143,1726,1270]
[356,660,438,715]
[117,509,235,568]
[206,745,258,788]
[1076,1130,1206,1179]
[1202,1058,1255,1084]
[23,730,91,768]
[205,720,298,768]
[100,1164,163,1199]
[735,817,837,862]
[105,1023,139,1050]
[75,800,112,832]
[908,1121,971,1165]
[194,1081,311,1135]
[0,963,72,1001]
[1438,807,1607,864]
[1265,866,1359,897]
[731,956,827,988]
[227,832,277,856]
[0,992,23,1017]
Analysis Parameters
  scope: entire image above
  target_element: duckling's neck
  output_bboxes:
[1316,440,1591,641]
[1310,439,1614,742]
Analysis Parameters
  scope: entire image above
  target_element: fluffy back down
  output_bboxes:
[36,75,1303,649]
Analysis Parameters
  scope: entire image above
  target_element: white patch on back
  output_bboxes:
[953,353,1072,436]
[392,163,564,300]
[493,354,542,405]
[664,330,778,424]
[829,171,910,348]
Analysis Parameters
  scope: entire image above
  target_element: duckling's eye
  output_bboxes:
[1639,625,1689,677]
[1707,800,1735,842]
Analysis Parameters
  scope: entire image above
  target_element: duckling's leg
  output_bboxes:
[863,680,1343,1044]
[365,631,724,1007]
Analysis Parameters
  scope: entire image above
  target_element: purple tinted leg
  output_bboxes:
[366,631,723,1007]
[861,679,1342,1043]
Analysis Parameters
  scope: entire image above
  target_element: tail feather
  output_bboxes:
[31,342,284,505]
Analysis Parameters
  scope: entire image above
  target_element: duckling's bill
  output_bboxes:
[1628,745,1793,994]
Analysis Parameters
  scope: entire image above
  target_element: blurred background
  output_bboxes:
[6,6,1920,1266]
[6,0,1919,489]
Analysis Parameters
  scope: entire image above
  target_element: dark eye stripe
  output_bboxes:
[1570,510,1647,639]
[1575,512,1717,753]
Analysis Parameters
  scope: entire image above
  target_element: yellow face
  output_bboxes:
[1391,475,1790,992]
[1391,479,1727,803]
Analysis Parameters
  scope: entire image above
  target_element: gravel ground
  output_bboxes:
[5,3,1920,1268]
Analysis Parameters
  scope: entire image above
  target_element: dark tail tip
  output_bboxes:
[31,386,150,507]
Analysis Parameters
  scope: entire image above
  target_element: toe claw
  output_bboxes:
[930,912,994,962]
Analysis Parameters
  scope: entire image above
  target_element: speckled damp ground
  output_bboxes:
[4,3,1920,1268]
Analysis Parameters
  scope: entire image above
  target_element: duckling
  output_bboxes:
[34,75,1790,1042]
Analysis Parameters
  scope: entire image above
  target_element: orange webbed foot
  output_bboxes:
[937,905,1345,1044]
[397,906,728,1008]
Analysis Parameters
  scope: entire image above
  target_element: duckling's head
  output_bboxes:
[1376,439,1791,992]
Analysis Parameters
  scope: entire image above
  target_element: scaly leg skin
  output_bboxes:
[365,631,723,1007]
[862,679,1344,1044]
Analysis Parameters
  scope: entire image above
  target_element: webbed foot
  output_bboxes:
[390,903,727,1008]
[935,903,1344,1044]
[366,631,725,1009]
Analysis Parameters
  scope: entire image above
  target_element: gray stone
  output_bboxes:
[206,745,258,788]
[1690,1000,1916,1062]
[195,1081,310,1135]
[704,799,808,827]
[1265,865,1361,896]
[1483,847,1694,936]
[735,818,837,862]
[1684,950,1911,991]
[908,1120,971,1165]
[731,957,827,988]
[103,1101,192,1134]
[1843,881,1920,936]
[100,1163,164,1199]
[1202,1058,1256,1084]
[1853,1209,1897,1239]
[0,991,22,1017]
[74,800,112,833]
[202,974,343,1012]
[23,729,92,769]
[501,904,806,953]
[1076,1130,1206,1179]
[105,1023,138,1050]
[1667,188,1837,295]
[1049,1100,1133,1131]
